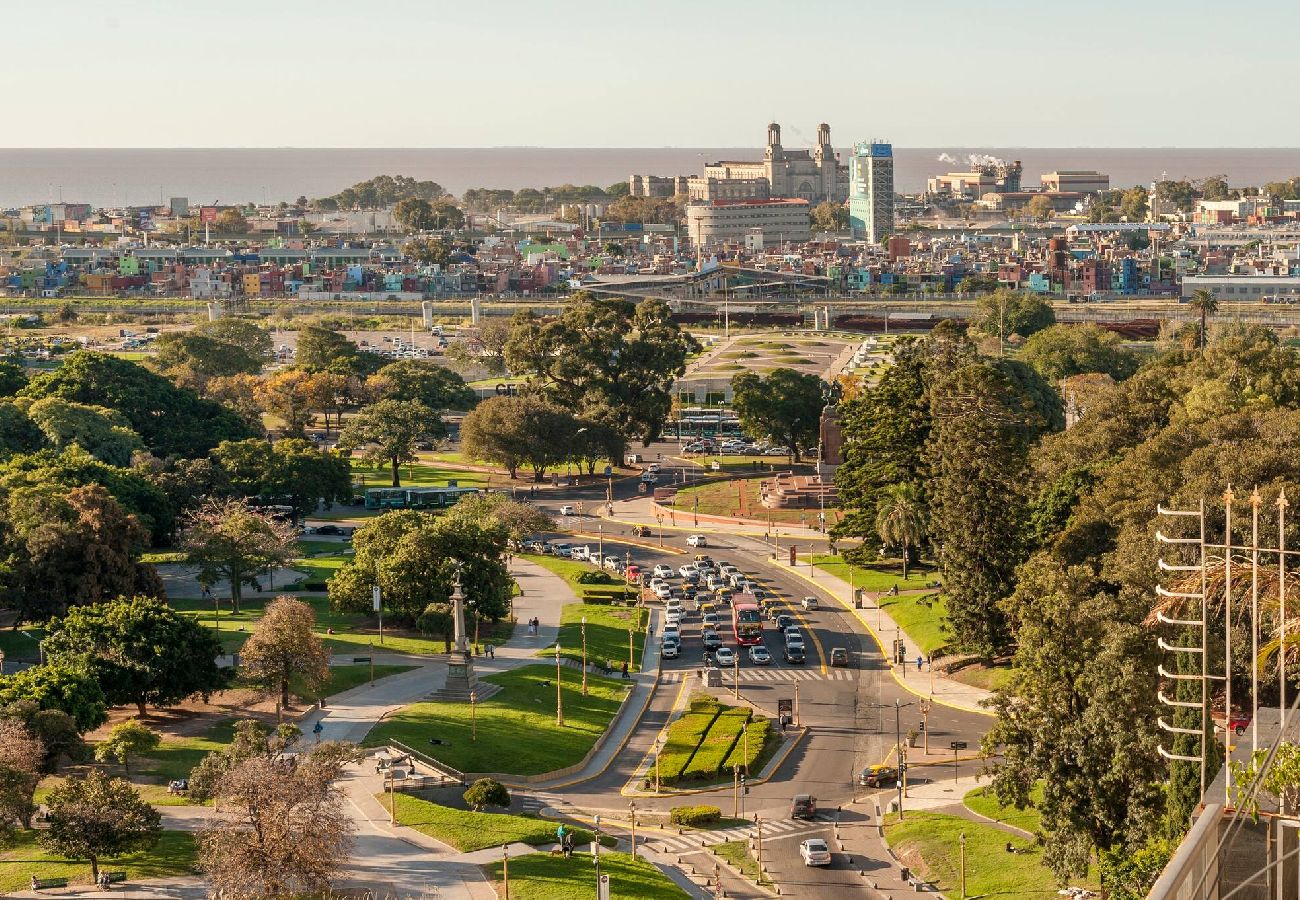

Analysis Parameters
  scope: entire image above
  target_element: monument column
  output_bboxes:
[443,568,478,696]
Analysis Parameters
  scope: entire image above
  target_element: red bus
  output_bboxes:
[732,601,763,646]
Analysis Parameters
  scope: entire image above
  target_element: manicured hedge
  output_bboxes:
[721,716,773,773]
[657,697,722,783]
[670,805,722,827]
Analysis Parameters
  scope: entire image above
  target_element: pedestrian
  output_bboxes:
[916,655,923,672]
[486,644,495,659]
[621,662,629,679]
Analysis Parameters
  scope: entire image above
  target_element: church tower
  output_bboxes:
[765,122,784,160]
[764,122,785,197]
[813,123,835,200]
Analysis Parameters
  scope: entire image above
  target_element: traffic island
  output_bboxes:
[483,849,689,899]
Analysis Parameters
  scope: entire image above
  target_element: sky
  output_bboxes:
[11,0,1299,148]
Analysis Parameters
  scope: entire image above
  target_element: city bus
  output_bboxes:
[364,486,481,510]
[732,600,763,646]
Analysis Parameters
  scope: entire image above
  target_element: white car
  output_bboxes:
[661,639,680,659]
[701,613,720,628]
[686,534,708,547]
[665,598,684,614]
[559,504,576,516]
[800,838,832,867]
[654,583,673,600]
[784,626,802,642]
[661,624,680,643]
[646,463,661,473]
[714,646,737,667]
[665,609,683,626]
[640,473,658,484]
[748,645,772,665]
[571,546,591,561]
[653,564,674,579]
[603,555,622,571]
[678,564,699,579]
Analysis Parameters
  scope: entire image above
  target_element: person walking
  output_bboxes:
[621,661,629,679]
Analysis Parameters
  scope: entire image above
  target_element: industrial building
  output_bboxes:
[927,160,1023,198]
[1040,170,1110,195]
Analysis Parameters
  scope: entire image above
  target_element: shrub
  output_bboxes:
[463,778,511,812]
[670,805,721,827]
[576,571,616,585]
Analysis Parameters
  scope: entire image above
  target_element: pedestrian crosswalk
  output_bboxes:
[660,668,854,683]
[641,817,822,854]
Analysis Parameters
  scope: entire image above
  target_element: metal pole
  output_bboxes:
[733,765,740,817]
[1201,499,1210,796]
[629,626,635,672]
[922,701,930,757]
[1251,488,1260,753]
[389,769,395,824]
[1279,491,1289,738]
[655,745,661,794]
[581,617,588,696]
[555,644,564,727]
[629,801,637,857]
[895,699,904,819]
[794,681,800,726]
[593,815,601,883]
[1224,486,1234,805]
[960,832,967,899]
[503,845,509,900]
[755,814,762,870]
[471,690,477,741]
[733,651,740,700]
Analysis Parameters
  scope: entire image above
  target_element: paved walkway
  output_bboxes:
[600,494,828,541]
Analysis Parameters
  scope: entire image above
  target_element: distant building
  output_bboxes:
[1181,273,1300,301]
[684,199,811,247]
[1040,171,1110,195]
[632,122,849,206]
[928,161,1022,198]
[848,140,894,243]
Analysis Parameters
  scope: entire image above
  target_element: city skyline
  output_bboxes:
[10,0,1300,148]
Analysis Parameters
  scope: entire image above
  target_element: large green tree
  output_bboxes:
[43,597,226,717]
[459,395,575,480]
[0,664,108,732]
[41,771,161,882]
[180,498,298,614]
[1019,324,1142,382]
[503,295,697,445]
[366,360,475,411]
[338,399,444,487]
[213,438,352,520]
[730,369,826,463]
[874,483,926,578]
[972,289,1057,344]
[23,397,142,466]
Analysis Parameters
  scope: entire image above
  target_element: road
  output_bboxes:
[520,459,991,899]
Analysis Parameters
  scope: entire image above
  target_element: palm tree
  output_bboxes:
[875,483,926,579]
[1187,288,1219,356]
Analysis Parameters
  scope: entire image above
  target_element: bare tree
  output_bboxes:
[199,740,360,898]
[239,596,331,709]
[181,498,298,614]
[0,719,44,833]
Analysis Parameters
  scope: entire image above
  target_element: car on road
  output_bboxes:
[653,584,672,600]
[523,539,546,553]
[640,473,659,484]
[653,565,673,579]
[801,596,819,610]
[783,626,802,643]
[661,638,680,659]
[784,641,806,664]
[748,645,772,665]
[665,609,683,626]
[646,463,661,473]
[766,446,790,456]
[665,597,683,613]
[678,564,699,578]
[603,555,622,571]
[830,647,850,667]
[776,614,794,631]
[701,612,720,629]
[632,524,651,537]
[800,838,832,867]
[661,624,680,643]
[686,534,708,547]
[701,630,723,653]
[313,524,349,537]
[559,505,576,516]
[790,794,818,819]
[714,646,737,667]
[858,764,898,787]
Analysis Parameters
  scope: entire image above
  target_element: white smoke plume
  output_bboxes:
[967,153,1006,168]
[937,153,958,164]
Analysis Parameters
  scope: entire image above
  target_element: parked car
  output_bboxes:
[858,764,898,787]
[748,645,772,665]
[790,794,818,819]
[653,564,674,579]
[687,534,708,547]
[559,504,576,516]
[801,596,819,610]
[714,646,737,667]
[632,524,651,537]
[800,838,832,867]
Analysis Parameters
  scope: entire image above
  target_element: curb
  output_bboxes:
[776,560,993,718]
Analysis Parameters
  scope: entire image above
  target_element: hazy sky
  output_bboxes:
[12,0,1297,148]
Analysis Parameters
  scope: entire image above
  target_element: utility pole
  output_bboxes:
[895,699,906,819]
[960,832,967,898]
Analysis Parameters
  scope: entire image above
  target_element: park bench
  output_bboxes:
[105,871,127,883]
[30,876,69,890]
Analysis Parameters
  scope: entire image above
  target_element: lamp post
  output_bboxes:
[628,626,635,672]
[503,844,510,899]
[920,699,931,757]
[554,644,564,727]
[629,801,637,857]
[654,740,662,794]
[959,832,967,899]
[581,616,588,696]
[732,648,740,700]
[598,523,604,564]
[471,690,477,742]
[593,814,602,882]
[656,513,664,547]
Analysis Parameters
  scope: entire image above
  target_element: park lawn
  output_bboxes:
[674,479,840,527]
[350,459,491,491]
[712,840,771,887]
[539,603,647,673]
[884,811,1089,898]
[485,850,688,900]
[0,627,46,663]
[809,555,936,593]
[139,718,237,785]
[657,695,723,783]
[964,784,1045,836]
[387,793,602,852]
[519,553,631,602]
[720,716,777,775]
[0,829,198,892]
[948,662,1018,693]
[877,593,950,657]
[366,665,628,776]
[288,664,417,703]
[139,550,186,564]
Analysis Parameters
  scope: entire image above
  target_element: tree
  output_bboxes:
[318,174,445,209]
[330,510,512,625]
[1019,324,1142,382]
[239,597,330,709]
[444,492,555,544]
[153,330,265,390]
[730,369,825,463]
[1187,288,1219,356]
[459,395,574,480]
[181,498,298,614]
[20,352,254,458]
[0,401,45,457]
[1023,195,1055,221]
[1199,175,1231,201]
[810,201,848,232]
[973,289,1056,345]
[198,735,358,898]
[93,720,160,775]
[393,197,436,232]
[215,209,248,233]
[295,326,359,372]
[366,360,475,411]
[41,770,161,882]
[404,237,452,267]
[1118,186,1149,222]
[213,438,352,521]
[463,778,510,812]
[187,719,301,801]
[0,719,45,833]
[1,484,163,623]
[254,368,316,437]
[23,397,142,466]
[429,199,465,230]
[503,295,698,445]
[0,664,108,733]
[338,399,443,487]
[1155,180,1197,212]
[0,360,28,398]
[874,483,926,578]
[43,597,226,716]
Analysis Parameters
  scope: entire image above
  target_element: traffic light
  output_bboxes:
[741,774,749,794]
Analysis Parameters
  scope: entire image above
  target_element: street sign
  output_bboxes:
[950,741,968,750]
[597,874,610,900]
[778,698,793,715]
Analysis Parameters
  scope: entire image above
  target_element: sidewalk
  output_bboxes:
[766,552,994,716]
[600,494,827,541]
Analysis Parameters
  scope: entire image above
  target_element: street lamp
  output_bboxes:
[629,801,637,857]
[502,844,510,900]
[959,832,967,898]
[581,616,588,696]
[554,644,564,727]
[656,513,664,547]
[593,814,602,882]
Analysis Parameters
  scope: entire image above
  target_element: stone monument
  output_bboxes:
[440,569,478,699]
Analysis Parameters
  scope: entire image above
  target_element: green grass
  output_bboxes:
[675,479,837,526]
[683,707,751,781]
[288,664,417,703]
[538,602,647,673]
[387,793,603,851]
[485,850,688,899]
[0,627,46,663]
[139,550,186,564]
[0,829,198,891]
[720,716,776,775]
[877,593,949,656]
[366,665,627,776]
[808,555,936,593]
[658,696,723,783]
[713,840,771,887]
[964,784,1044,836]
[948,663,1018,693]
[351,459,491,490]
[884,811,1088,897]
[520,553,631,602]
[139,719,237,785]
